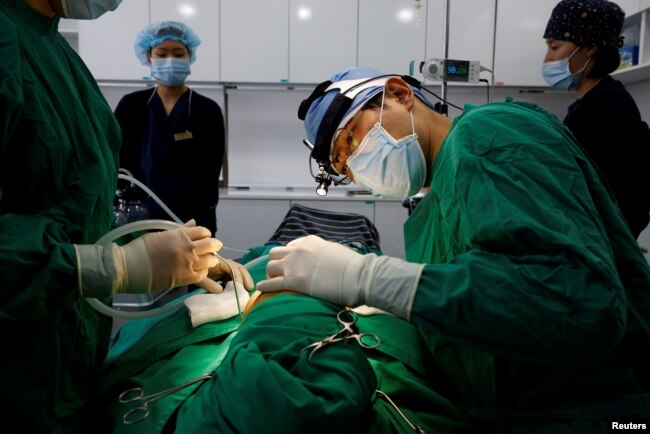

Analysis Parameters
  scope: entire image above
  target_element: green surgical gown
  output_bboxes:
[0,1,120,432]
[405,99,650,429]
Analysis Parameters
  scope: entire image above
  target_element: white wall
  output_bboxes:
[626,80,650,260]
[98,81,575,188]
[628,80,650,117]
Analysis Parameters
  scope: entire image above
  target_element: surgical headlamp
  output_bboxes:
[298,74,423,196]
[302,139,348,197]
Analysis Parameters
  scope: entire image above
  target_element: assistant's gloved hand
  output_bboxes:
[255,235,425,319]
[182,219,234,294]
[75,226,222,297]
[206,258,255,293]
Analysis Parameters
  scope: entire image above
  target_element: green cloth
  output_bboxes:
[174,295,377,434]
[97,246,474,433]
[405,99,650,429]
[94,305,240,434]
[0,0,120,432]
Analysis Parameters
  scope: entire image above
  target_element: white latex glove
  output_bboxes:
[256,235,425,319]
[207,258,255,293]
[184,281,250,328]
[183,219,224,294]
[75,226,222,297]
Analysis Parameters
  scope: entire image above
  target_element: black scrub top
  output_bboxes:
[115,87,225,233]
[564,76,650,238]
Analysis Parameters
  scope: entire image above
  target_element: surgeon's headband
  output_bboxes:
[298,74,421,167]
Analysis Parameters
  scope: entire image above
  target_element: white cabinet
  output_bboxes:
[78,1,149,80]
[220,0,289,83]
[79,0,220,81]
[59,18,79,52]
[639,223,650,264]
[612,6,650,84]
[216,199,291,258]
[424,0,495,84]
[150,0,220,82]
[225,88,313,188]
[618,0,642,15]
[358,0,427,75]
[493,0,557,87]
[289,0,358,83]
[374,201,408,259]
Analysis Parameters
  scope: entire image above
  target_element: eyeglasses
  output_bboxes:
[330,128,354,176]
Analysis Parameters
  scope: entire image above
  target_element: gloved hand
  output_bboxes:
[75,226,222,297]
[206,258,255,293]
[182,219,232,294]
[255,235,425,319]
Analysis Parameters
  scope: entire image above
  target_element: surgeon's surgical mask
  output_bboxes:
[541,47,590,90]
[345,94,426,199]
[61,0,122,19]
[151,58,191,87]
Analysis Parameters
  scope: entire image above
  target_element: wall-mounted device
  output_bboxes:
[420,58,480,83]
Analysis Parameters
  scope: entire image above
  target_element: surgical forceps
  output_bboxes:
[302,308,380,360]
[119,373,214,425]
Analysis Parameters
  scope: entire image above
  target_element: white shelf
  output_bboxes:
[612,62,650,83]
[613,6,650,83]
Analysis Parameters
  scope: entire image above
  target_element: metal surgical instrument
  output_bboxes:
[119,373,214,425]
[302,308,380,360]
[376,390,427,434]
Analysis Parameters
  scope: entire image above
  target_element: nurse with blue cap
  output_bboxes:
[255,65,650,431]
[115,21,226,234]
[134,21,201,87]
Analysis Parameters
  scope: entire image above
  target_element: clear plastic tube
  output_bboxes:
[96,219,182,244]
[117,173,183,225]
[85,219,267,320]
[86,219,196,319]
[117,172,250,256]
[86,171,263,319]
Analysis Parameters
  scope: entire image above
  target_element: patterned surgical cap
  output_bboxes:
[543,0,625,48]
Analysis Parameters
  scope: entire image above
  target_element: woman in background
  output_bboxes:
[542,0,650,239]
[116,21,225,233]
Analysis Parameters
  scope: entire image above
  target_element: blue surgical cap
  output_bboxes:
[303,66,433,156]
[134,21,201,65]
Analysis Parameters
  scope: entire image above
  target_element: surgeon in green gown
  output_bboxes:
[0,1,243,432]
[256,66,650,432]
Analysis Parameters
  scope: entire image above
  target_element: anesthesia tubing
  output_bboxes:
[86,219,265,320]
[116,172,248,256]
[85,173,257,320]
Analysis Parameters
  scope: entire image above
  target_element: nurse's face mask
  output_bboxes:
[345,93,426,199]
[541,46,590,90]
[60,0,123,19]
[150,57,191,87]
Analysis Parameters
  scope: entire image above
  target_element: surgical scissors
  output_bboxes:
[119,373,214,425]
[302,308,380,360]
